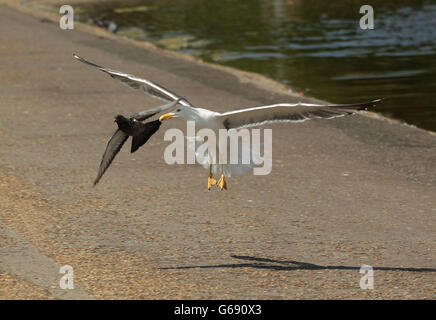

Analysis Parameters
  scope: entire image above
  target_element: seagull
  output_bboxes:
[74,54,384,190]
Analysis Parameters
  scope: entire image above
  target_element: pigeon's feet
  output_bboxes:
[208,175,217,190]
[217,174,227,190]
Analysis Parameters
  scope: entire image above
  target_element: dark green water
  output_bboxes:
[75,0,436,131]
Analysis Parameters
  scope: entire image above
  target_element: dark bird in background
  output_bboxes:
[91,17,118,33]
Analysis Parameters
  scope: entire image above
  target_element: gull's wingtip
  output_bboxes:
[73,54,103,69]
[368,97,385,107]
[73,53,87,63]
[361,97,385,110]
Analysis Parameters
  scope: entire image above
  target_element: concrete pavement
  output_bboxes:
[0,2,435,299]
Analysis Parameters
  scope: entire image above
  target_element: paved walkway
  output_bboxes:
[0,2,434,299]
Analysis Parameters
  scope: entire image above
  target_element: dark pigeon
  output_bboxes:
[93,117,162,186]
[115,115,162,153]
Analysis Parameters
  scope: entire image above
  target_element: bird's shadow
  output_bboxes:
[160,255,436,273]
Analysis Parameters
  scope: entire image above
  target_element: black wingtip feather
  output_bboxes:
[331,97,386,111]
[363,97,385,110]
[73,54,104,69]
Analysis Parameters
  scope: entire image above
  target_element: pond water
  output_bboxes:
[74,0,436,131]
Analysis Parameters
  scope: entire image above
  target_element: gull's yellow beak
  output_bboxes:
[159,113,175,121]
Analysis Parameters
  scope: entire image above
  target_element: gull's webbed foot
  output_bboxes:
[208,176,217,190]
[217,174,227,190]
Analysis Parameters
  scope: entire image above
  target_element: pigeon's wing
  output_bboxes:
[73,54,192,107]
[131,120,162,153]
[94,129,129,186]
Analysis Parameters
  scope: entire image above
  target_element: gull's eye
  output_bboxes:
[176,109,181,112]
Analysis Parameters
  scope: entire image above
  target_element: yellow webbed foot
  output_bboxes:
[208,176,217,190]
[217,174,227,190]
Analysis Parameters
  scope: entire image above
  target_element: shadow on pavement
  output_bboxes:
[160,255,436,272]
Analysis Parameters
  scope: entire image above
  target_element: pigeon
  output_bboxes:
[115,115,161,153]
[93,100,180,186]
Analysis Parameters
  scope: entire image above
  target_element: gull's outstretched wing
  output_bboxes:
[94,129,128,186]
[129,99,180,121]
[73,54,193,107]
[218,99,384,129]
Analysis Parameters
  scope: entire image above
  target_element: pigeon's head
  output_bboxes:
[114,114,129,124]
[114,115,131,131]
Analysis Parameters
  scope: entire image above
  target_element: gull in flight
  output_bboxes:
[74,54,384,190]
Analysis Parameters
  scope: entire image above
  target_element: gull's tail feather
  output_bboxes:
[189,136,262,178]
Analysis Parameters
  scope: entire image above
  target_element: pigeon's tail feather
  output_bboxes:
[131,120,162,153]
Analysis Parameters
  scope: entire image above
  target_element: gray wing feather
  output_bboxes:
[73,54,192,107]
[93,129,128,186]
[130,99,180,121]
[219,99,384,129]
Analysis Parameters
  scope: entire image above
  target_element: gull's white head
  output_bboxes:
[159,105,198,122]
